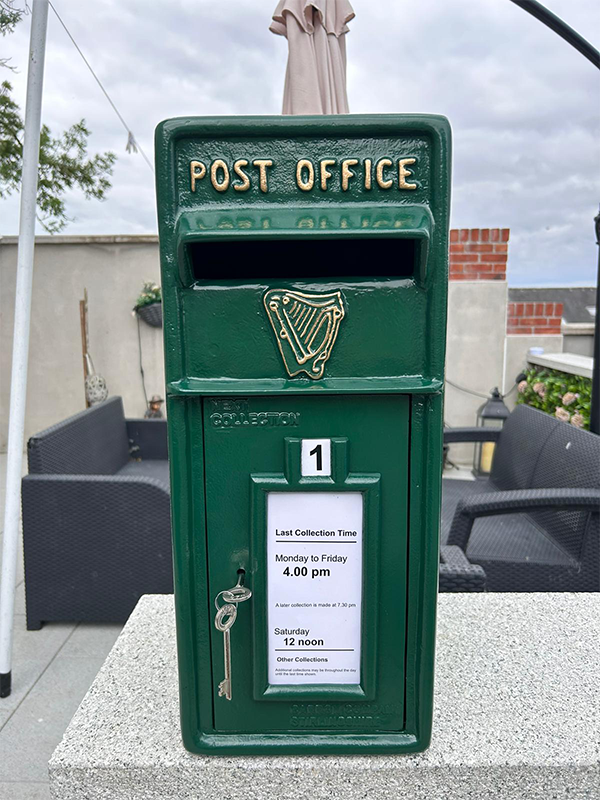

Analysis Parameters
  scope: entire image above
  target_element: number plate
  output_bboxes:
[267,491,363,685]
[301,439,331,476]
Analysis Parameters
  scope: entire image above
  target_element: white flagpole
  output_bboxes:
[0,0,49,699]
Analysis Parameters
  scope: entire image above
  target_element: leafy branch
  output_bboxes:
[0,80,116,232]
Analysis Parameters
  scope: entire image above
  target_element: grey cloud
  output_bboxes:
[0,0,598,285]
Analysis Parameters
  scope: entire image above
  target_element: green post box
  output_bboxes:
[155,115,451,755]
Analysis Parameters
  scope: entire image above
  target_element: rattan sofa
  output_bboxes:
[22,397,173,629]
[443,404,600,592]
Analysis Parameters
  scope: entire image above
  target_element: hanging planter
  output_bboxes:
[136,301,163,328]
[133,281,163,328]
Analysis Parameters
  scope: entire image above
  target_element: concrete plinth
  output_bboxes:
[49,594,600,799]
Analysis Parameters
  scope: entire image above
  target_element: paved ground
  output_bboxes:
[0,454,123,799]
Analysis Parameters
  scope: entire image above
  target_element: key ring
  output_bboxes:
[215,603,237,632]
[214,574,252,611]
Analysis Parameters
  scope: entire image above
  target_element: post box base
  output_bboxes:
[49,593,599,800]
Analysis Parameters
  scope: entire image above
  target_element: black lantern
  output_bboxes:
[473,388,510,477]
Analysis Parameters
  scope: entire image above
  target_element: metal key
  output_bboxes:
[214,573,252,701]
[215,603,237,701]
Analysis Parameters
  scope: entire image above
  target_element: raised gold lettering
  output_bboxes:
[341,158,358,191]
[233,159,251,192]
[253,159,273,193]
[296,159,315,191]
[211,159,230,192]
[399,158,417,189]
[364,158,372,190]
[376,158,393,189]
[190,160,206,192]
[320,159,335,191]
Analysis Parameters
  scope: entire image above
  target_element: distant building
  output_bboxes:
[508,287,596,356]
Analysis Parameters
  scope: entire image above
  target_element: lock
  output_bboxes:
[155,114,451,755]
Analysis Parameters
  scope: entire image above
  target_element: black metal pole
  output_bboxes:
[591,209,600,434]
[508,0,599,434]
[508,0,600,68]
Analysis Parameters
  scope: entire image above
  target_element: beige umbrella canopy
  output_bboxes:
[270,0,355,115]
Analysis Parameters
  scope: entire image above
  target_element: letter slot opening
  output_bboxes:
[185,238,418,283]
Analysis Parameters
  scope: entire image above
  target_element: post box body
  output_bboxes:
[155,115,451,755]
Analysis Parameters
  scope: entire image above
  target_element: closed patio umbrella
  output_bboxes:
[270,0,355,114]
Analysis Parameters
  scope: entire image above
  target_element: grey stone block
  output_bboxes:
[1,654,114,783]
[49,594,600,800]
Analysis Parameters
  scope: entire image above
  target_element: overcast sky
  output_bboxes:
[1,0,598,285]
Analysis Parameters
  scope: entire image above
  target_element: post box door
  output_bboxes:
[203,393,409,734]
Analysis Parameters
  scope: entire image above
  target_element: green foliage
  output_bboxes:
[516,365,591,430]
[0,81,116,232]
[1,8,116,232]
[134,281,161,310]
[0,1,22,36]
[1,1,23,69]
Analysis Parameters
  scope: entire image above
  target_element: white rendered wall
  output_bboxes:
[0,237,164,450]
[445,280,508,465]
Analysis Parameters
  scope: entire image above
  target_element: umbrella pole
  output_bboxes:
[591,208,600,435]
[0,0,49,699]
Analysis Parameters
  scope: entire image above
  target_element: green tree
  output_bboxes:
[0,2,116,232]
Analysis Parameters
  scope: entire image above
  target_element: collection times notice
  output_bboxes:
[267,492,363,685]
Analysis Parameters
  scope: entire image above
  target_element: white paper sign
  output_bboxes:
[267,492,363,685]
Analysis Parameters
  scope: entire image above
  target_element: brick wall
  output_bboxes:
[449,228,509,281]
[506,301,563,335]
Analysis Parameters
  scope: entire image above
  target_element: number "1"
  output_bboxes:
[309,444,323,471]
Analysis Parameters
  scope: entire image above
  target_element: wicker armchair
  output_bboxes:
[443,405,600,592]
[22,397,172,629]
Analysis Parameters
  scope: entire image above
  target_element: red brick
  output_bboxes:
[493,263,506,273]
[465,243,494,253]
[488,273,505,280]
[507,316,519,326]
[481,229,490,242]
[481,253,508,263]
[538,326,560,334]
[450,264,464,273]
[450,229,459,242]
[525,303,534,315]
[450,244,465,253]
[455,254,479,263]
[520,317,547,326]
[470,229,480,241]
[509,326,533,335]
[449,274,470,280]
[459,229,469,242]
[491,229,500,242]
[463,263,482,273]
[515,303,524,316]
[544,303,554,316]
[554,303,564,316]
[507,303,515,314]
[493,244,509,253]
[549,317,562,327]
[535,303,544,315]
[501,229,510,241]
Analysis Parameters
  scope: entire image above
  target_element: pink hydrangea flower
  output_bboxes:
[570,413,584,428]
[555,407,570,422]
[561,392,578,406]
[517,380,528,393]
[533,382,546,397]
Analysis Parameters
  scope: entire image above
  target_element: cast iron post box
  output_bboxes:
[155,115,451,755]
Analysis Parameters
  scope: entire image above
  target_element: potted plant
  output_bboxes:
[133,281,162,327]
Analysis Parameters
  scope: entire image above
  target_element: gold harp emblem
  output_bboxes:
[264,289,345,379]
